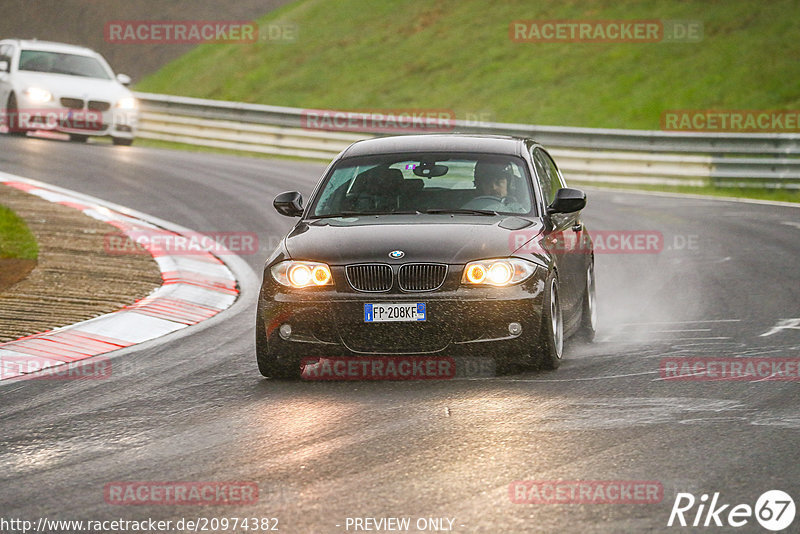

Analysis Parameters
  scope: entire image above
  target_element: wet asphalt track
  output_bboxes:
[1,135,799,533]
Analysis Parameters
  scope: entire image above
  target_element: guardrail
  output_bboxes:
[134,92,800,189]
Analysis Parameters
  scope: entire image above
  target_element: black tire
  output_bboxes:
[255,308,301,379]
[112,137,134,146]
[5,94,27,137]
[577,260,597,343]
[69,134,89,143]
[536,272,564,370]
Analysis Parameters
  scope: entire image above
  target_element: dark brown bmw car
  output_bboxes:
[256,134,595,378]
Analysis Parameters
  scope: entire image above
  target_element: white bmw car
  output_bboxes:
[0,39,138,145]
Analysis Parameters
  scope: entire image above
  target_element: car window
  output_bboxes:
[314,163,369,213]
[541,149,566,190]
[532,148,557,206]
[18,50,111,79]
[309,153,534,216]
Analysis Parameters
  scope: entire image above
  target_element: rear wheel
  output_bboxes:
[112,137,134,146]
[69,134,89,143]
[255,308,301,379]
[5,94,27,137]
[577,261,597,342]
[536,272,564,370]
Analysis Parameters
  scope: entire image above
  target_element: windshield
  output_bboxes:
[18,50,112,79]
[309,153,535,217]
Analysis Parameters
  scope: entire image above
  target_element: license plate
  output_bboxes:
[364,303,426,322]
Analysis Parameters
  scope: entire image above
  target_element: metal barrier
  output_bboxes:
[134,92,800,189]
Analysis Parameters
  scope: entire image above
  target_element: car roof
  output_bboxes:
[340,134,530,159]
[3,39,98,56]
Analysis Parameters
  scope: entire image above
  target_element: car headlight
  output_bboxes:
[271,261,333,288]
[24,87,52,103]
[462,258,538,287]
[115,97,137,110]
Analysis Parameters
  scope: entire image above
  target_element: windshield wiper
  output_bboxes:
[310,210,419,219]
[424,208,498,216]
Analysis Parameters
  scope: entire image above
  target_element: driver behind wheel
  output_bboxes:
[462,161,522,211]
[476,161,510,197]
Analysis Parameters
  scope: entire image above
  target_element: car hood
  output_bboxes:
[13,71,131,101]
[284,215,543,265]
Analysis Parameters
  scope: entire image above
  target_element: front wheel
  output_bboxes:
[5,94,27,137]
[69,134,89,143]
[536,272,564,370]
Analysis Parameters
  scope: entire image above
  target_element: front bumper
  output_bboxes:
[258,267,547,360]
[12,96,138,138]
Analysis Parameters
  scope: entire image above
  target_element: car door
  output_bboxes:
[532,147,584,316]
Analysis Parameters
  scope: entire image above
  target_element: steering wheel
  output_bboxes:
[467,195,519,207]
[470,195,505,203]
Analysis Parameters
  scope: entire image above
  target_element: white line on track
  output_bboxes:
[619,319,741,326]
[492,370,661,382]
[649,329,712,333]
[596,337,732,343]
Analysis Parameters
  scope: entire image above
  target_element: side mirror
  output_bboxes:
[116,73,132,86]
[273,191,304,217]
[0,60,9,73]
[547,187,586,214]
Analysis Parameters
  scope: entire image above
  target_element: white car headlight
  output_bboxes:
[115,97,137,110]
[24,87,52,103]
[271,261,333,288]
[462,258,538,287]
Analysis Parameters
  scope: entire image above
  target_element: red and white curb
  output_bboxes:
[0,172,243,381]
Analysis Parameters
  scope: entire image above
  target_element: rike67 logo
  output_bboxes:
[668,490,795,531]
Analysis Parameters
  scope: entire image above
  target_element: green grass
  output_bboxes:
[137,0,800,129]
[0,204,38,260]
[135,0,800,203]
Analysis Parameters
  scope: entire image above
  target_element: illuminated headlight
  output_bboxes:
[115,97,137,110]
[271,261,333,288]
[24,87,52,103]
[462,258,537,287]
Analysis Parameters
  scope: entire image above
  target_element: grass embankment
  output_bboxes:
[137,0,800,129]
[0,204,38,261]
[135,0,800,201]
[0,202,39,292]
